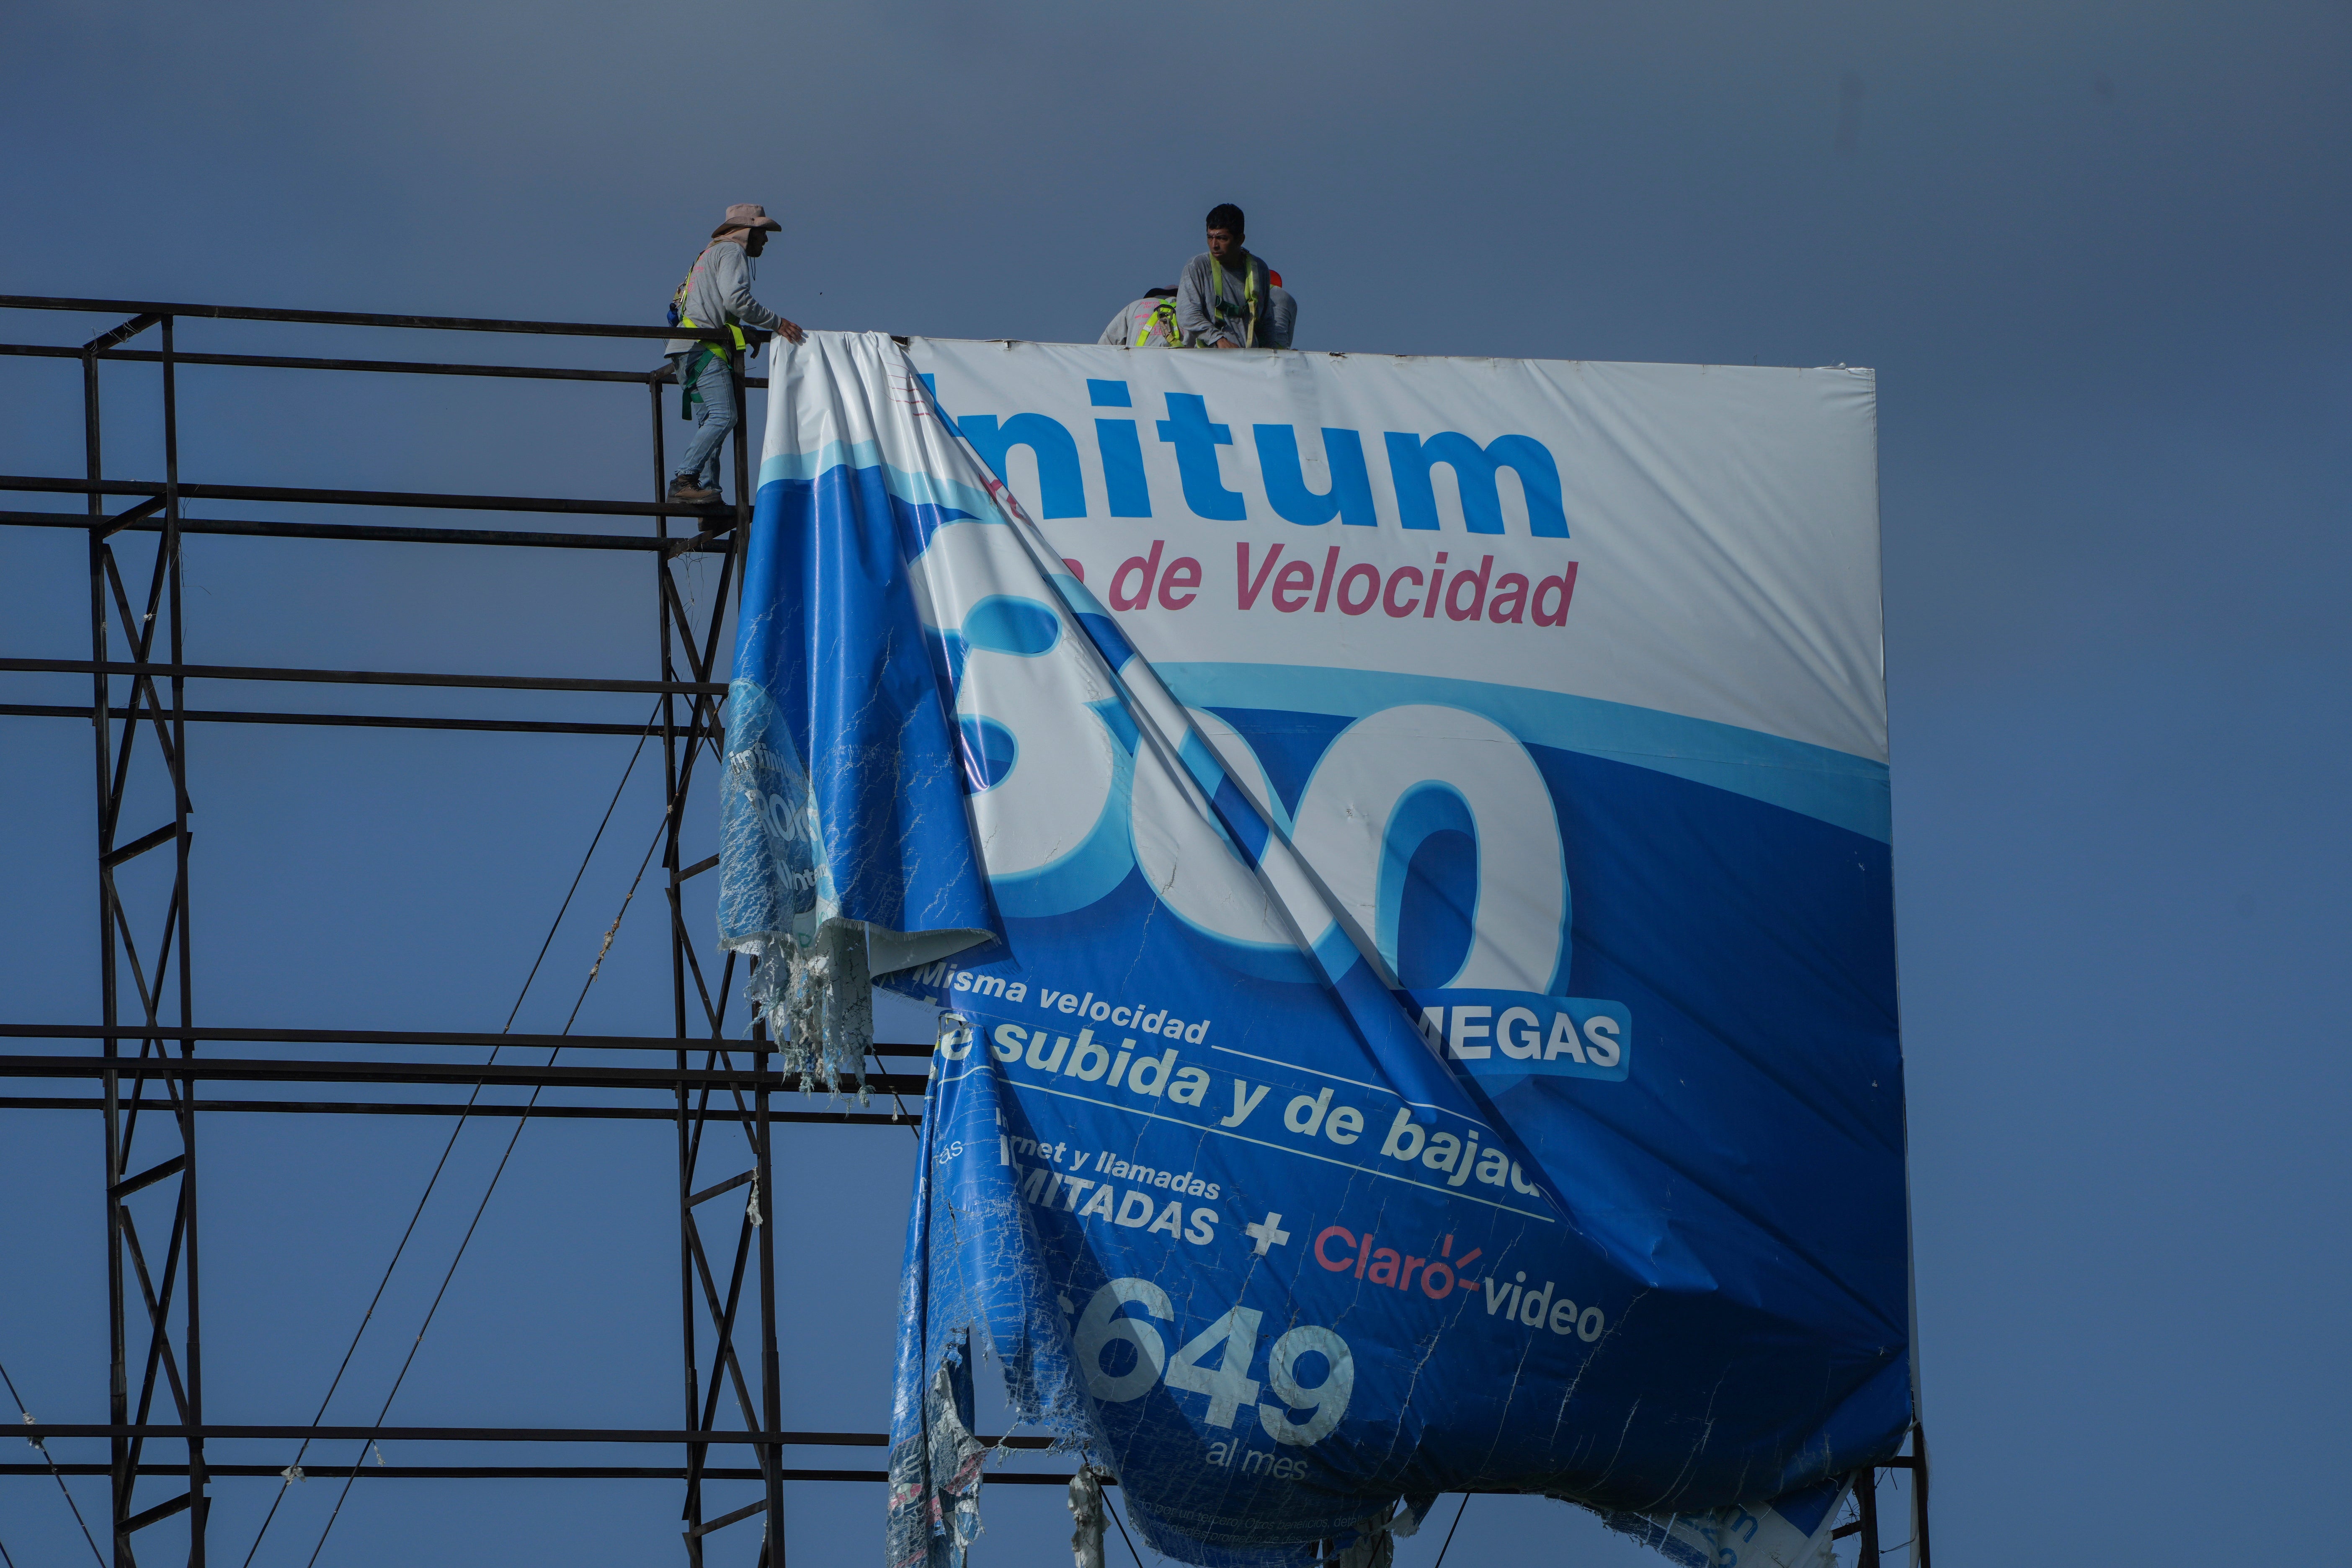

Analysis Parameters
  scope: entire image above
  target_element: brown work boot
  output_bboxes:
[668,475,722,505]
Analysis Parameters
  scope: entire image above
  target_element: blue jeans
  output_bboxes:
[673,350,736,489]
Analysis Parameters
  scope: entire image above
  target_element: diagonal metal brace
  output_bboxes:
[83,313,162,353]
[687,1170,753,1208]
[683,1497,766,1539]
[97,497,165,541]
[123,1488,192,1532]
[102,823,181,870]
[111,1155,185,1199]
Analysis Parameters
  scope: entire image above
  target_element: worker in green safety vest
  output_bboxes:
[662,203,805,506]
[1175,203,1291,350]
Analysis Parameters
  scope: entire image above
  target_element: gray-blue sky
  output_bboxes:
[3,1,2347,1563]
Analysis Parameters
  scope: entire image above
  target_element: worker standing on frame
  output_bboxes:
[1176,203,1293,349]
[663,203,805,506]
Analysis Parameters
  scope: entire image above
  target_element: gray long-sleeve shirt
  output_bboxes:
[1176,250,1289,348]
[663,240,781,356]
[1264,286,1296,350]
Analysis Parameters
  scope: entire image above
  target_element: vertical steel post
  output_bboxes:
[83,341,131,1568]
[656,369,710,1565]
[1910,1424,1930,1568]
[67,311,203,1563]
[1856,1467,1880,1568]
[162,316,206,1566]
[735,345,785,1567]
[731,344,750,622]
[655,374,683,1050]
[730,347,750,559]
[753,1029,782,1568]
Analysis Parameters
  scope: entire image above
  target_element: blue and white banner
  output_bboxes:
[717,333,1906,1567]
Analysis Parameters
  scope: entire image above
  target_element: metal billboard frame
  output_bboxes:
[0,294,1927,1568]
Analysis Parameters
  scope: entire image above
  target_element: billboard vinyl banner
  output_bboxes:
[716,332,1906,1568]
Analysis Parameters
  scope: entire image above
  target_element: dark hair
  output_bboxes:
[1205,203,1246,234]
[1143,286,1179,299]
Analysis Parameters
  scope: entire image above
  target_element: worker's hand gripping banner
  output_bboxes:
[719,332,1906,1568]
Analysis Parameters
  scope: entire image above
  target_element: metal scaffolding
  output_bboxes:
[0,293,965,1568]
[0,293,1926,1568]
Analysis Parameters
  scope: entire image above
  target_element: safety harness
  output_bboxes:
[669,249,752,419]
[675,318,748,419]
[1132,296,1182,348]
[1207,254,1262,348]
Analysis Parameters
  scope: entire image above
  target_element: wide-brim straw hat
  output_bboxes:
[713,203,783,237]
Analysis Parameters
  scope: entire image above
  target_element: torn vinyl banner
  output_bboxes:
[719,333,1909,1566]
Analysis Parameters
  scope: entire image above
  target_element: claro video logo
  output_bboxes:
[1312,1226,1607,1342]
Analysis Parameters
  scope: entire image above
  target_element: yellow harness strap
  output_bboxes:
[1135,299,1181,348]
[676,315,747,414]
[1208,255,1260,348]
[679,317,748,353]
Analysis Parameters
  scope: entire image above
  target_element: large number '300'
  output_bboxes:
[917,533,1569,994]
[1075,1279,1352,1445]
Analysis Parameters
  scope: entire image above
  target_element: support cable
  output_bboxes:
[0,1355,109,1568]
[297,812,668,1568]
[495,699,666,1036]
[236,704,660,1568]
[1430,1495,1469,1566]
[1106,1496,1146,1568]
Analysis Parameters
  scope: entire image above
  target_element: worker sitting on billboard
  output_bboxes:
[1176,203,1295,349]
[1102,284,1294,349]
[663,202,805,506]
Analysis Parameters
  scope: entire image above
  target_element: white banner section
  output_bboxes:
[903,341,1886,840]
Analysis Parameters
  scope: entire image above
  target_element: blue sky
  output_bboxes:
[3,1,2347,1564]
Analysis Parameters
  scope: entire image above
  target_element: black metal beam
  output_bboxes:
[0,1023,933,1058]
[2,1461,1642,1495]
[686,1498,769,1540]
[0,1097,921,1127]
[2,657,725,697]
[0,341,779,390]
[122,1491,191,1533]
[16,1425,1052,1447]
[0,508,726,553]
[110,1155,186,1199]
[3,1465,1087,1485]
[83,314,161,353]
[0,294,730,343]
[99,821,180,869]
[0,702,723,738]
[2,475,730,521]
[1911,1422,1932,1567]
[96,496,164,541]
[0,1464,846,1483]
[0,1056,931,1096]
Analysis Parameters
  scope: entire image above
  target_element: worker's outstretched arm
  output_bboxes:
[710,245,802,342]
